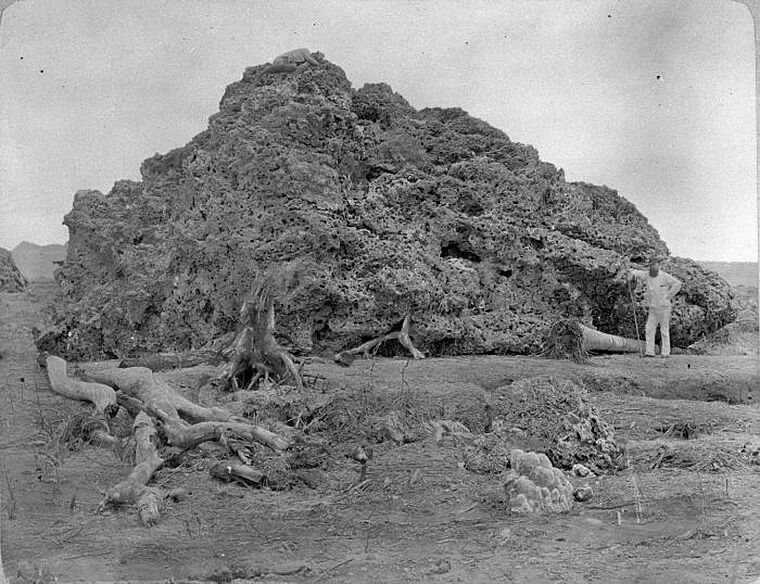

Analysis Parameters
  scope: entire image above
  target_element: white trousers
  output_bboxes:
[645,307,671,356]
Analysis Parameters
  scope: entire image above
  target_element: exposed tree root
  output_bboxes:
[44,354,118,414]
[98,411,164,525]
[43,354,297,524]
[82,366,231,423]
[82,366,293,452]
[161,418,291,452]
[334,315,425,363]
[220,278,303,391]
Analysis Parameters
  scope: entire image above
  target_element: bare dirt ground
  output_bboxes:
[1,283,759,583]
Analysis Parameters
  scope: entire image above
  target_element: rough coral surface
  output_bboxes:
[0,248,27,292]
[503,449,573,514]
[48,53,736,359]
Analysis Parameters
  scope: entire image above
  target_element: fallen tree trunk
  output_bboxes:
[334,315,425,364]
[98,411,164,525]
[580,324,646,354]
[541,319,646,362]
[119,350,221,371]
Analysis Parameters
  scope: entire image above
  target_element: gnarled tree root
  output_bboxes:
[82,366,230,423]
[82,365,292,452]
[45,354,118,414]
[162,418,291,452]
[334,315,425,364]
[99,411,164,525]
[43,354,119,447]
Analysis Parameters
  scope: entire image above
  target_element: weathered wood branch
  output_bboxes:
[161,418,291,452]
[209,461,266,487]
[335,315,425,363]
[98,411,164,525]
[82,367,231,423]
[45,355,118,414]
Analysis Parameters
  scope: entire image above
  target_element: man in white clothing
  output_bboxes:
[628,258,682,357]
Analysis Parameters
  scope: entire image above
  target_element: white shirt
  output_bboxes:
[631,269,682,308]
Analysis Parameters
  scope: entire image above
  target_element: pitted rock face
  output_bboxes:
[0,248,27,292]
[48,55,737,359]
[503,449,573,514]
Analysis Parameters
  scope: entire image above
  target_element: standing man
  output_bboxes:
[628,257,682,358]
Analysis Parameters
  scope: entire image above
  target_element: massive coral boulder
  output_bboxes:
[0,248,27,292]
[48,53,736,359]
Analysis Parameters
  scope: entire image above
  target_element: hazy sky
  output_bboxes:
[0,0,756,261]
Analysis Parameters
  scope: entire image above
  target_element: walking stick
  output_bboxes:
[626,276,643,356]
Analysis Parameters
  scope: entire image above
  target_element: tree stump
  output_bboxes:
[220,278,303,391]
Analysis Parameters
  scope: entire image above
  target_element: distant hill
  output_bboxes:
[0,247,27,291]
[11,241,67,281]
[697,261,758,288]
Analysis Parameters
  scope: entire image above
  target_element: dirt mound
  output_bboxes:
[464,376,622,474]
[0,247,27,292]
[47,52,736,359]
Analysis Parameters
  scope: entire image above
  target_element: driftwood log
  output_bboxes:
[334,315,425,365]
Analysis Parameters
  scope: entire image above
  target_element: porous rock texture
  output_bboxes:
[48,52,736,359]
[503,449,574,514]
[0,248,27,292]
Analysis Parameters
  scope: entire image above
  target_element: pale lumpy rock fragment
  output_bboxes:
[503,449,573,514]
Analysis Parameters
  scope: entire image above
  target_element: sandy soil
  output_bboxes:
[1,284,759,583]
